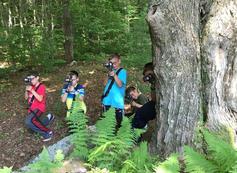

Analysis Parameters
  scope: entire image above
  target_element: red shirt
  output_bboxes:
[28,83,46,113]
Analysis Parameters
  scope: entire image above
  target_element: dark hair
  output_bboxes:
[69,70,79,77]
[143,62,154,75]
[126,86,137,95]
[28,70,39,77]
[110,53,121,60]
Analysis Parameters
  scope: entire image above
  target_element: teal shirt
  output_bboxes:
[102,68,127,109]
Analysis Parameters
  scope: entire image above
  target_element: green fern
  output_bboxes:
[154,153,180,173]
[121,142,154,173]
[91,109,116,147]
[0,167,12,173]
[66,102,89,159]
[184,146,218,173]
[230,160,237,173]
[26,147,64,173]
[88,109,137,171]
[203,130,237,172]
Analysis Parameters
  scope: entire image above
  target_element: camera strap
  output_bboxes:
[101,68,123,101]
[28,83,42,108]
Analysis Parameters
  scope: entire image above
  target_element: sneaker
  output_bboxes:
[47,113,55,124]
[42,131,53,142]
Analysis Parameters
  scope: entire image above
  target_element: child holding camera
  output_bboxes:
[61,70,87,117]
[124,86,148,116]
[130,63,157,129]
[101,53,127,130]
[24,71,54,142]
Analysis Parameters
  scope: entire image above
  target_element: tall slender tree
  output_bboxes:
[63,0,73,63]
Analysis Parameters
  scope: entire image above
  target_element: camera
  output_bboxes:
[143,74,155,83]
[24,76,33,85]
[64,74,73,84]
[104,61,113,71]
[125,94,133,104]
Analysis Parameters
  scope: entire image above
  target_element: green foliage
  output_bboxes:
[154,153,180,173]
[64,104,158,172]
[184,146,218,173]
[202,130,237,172]
[88,109,133,170]
[121,142,154,173]
[66,102,89,159]
[153,129,237,173]
[26,147,64,173]
[87,167,113,173]
[91,109,116,148]
[0,1,64,72]
[0,166,12,173]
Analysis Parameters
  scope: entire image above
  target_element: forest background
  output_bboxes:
[0,0,152,169]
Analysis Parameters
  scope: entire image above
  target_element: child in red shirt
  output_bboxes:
[24,71,54,142]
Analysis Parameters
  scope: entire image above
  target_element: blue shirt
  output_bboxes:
[102,68,127,109]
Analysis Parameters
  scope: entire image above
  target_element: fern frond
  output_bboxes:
[0,166,12,173]
[203,130,237,172]
[67,102,89,159]
[121,142,154,173]
[154,153,179,173]
[26,147,63,173]
[230,160,237,173]
[88,115,136,171]
[184,146,218,173]
[121,160,136,173]
[91,109,116,147]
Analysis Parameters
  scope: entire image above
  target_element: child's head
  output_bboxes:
[126,86,139,100]
[69,70,79,86]
[109,53,121,70]
[27,71,40,86]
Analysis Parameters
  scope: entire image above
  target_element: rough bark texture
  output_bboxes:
[202,0,237,131]
[147,0,201,157]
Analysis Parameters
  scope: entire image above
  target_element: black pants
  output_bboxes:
[102,105,123,129]
[132,101,156,129]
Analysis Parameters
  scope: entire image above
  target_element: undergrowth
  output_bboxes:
[2,103,237,173]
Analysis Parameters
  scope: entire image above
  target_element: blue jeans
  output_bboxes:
[25,109,51,138]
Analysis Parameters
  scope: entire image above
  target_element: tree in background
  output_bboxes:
[147,0,237,158]
[0,0,150,71]
[63,0,73,63]
[0,0,65,70]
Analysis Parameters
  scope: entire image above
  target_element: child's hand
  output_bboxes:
[83,80,89,88]
[67,85,74,92]
[26,85,32,91]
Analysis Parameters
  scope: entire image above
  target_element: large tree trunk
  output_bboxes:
[147,0,237,158]
[202,0,237,132]
[147,0,201,158]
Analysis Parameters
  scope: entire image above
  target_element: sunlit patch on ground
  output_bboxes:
[0,62,10,68]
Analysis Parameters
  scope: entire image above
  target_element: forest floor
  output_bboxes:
[0,61,109,169]
[0,61,149,170]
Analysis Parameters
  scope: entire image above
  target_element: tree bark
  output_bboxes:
[63,0,73,63]
[147,1,201,158]
[201,0,237,132]
[147,0,237,158]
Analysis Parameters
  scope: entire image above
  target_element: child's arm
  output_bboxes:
[82,80,89,88]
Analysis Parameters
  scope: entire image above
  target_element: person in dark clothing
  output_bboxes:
[124,86,148,116]
[131,62,157,129]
